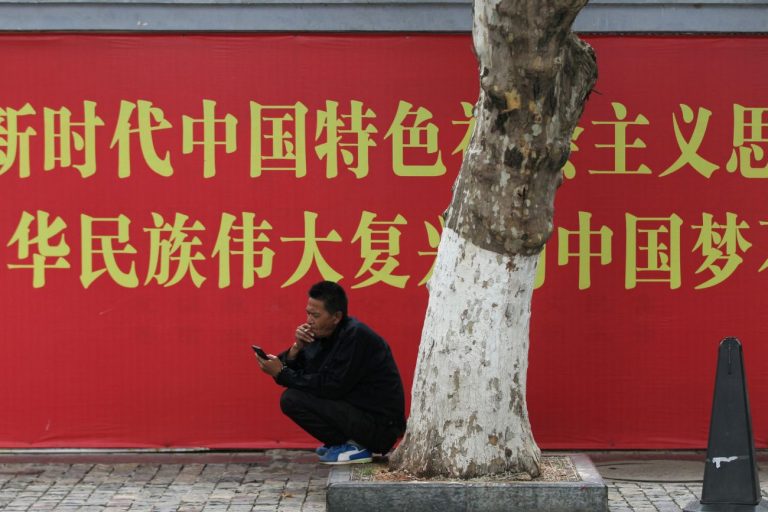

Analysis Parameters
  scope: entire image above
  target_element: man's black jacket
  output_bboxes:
[275,316,406,431]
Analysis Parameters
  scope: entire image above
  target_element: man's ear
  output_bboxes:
[332,312,343,325]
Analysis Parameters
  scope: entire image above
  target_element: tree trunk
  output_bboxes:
[390,0,597,479]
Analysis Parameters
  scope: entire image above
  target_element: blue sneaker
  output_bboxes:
[318,443,373,465]
[315,444,331,456]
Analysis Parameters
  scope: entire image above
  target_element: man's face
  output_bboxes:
[306,297,342,338]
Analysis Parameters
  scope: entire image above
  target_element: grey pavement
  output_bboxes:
[0,449,763,511]
[591,452,742,512]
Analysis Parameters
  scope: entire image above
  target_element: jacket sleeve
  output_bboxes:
[277,346,304,370]
[274,324,370,399]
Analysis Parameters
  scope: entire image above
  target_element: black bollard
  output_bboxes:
[684,337,768,511]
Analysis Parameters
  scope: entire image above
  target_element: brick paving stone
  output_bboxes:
[1,450,768,511]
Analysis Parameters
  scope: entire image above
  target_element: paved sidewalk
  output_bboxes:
[0,451,329,511]
[0,450,764,511]
[594,452,768,512]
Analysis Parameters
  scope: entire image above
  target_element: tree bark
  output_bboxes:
[390,0,597,479]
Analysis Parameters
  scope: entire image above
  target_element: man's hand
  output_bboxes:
[289,323,314,359]
[295,323,314,345]
[256,354,284,378]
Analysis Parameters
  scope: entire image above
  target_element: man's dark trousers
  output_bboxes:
[280,389,401,454]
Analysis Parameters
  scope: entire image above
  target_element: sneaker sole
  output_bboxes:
[320,457,373,465]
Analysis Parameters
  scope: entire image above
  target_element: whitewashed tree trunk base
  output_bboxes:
[391,227,541,478]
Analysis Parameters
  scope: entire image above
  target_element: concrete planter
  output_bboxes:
[327,453,608,512]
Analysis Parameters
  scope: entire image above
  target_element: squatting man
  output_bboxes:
[255,280,406,464]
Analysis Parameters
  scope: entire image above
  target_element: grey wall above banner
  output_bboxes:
[0,0,765,33]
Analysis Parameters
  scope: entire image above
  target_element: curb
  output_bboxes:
[326,453,608,512]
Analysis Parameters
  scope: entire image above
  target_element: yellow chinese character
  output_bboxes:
[182,99,238,178]
[7,210,70,287]
[280,211,342,288]
[80,214,138,288]
[144,212,206,288]
[659,104,719,178]
[451,101,475,157]
[557,211,613,290]
[0,104,37,178]
[351,211,409,289]
[692,212,750,289]
[110,100,173,178]
[755,221,768,272]
[534,248,546,290]
[726,104,768,178]
[590,102,651,175]
[417,216,444,286]
[44,101,104,178]
[213,212,274,288]
[625,213,682,289]
[250,102,307,178]
[562,126,584,180]
[315,100,377,179]
[385,101,446,177]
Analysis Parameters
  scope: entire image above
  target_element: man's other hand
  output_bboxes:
[256,354,284,377]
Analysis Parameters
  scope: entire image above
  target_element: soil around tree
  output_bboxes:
[355,456,581,483]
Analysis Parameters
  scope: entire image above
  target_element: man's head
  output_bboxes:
[305,281,347,338]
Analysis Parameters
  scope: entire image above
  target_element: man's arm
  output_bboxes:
[280,322,315,365]
[275,321,372,399]
[258,322,315,377]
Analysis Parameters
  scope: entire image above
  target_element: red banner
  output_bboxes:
[0,34,766,449]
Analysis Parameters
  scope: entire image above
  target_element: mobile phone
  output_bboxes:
[251,345,269,359]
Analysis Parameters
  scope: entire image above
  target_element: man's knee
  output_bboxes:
[280,388,310,417]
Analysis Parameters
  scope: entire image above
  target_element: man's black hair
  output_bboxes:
[308,281,348,318]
